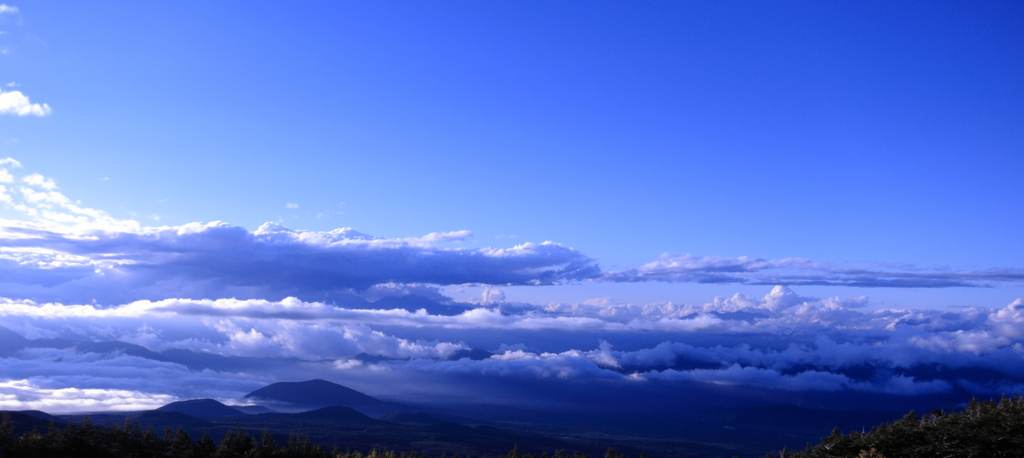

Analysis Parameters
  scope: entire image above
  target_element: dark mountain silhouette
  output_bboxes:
[8,410,61,423]
[156,399,247,418]
[244,379,384,408]
[353,353,396,364]
[75,341,165,360]
[378,411,441,424]
[0,410,66,437]
[24,338,78,349]
[134,410,214,428]
[0,326,28,356]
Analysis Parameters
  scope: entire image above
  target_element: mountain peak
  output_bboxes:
[156,398,247,418]
[244,379,384,408]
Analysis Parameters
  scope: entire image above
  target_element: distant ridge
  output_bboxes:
[10,410,61,422]
[233,405,274,415]
[287,406,383,424]
[0,326,28,356]
[130,411,214,430]
[156,399,247,417]
[244,379,384,408]
[379,411,440,424]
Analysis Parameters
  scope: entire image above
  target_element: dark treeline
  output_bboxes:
[3,396,1022,458]
[0,414,637,458]
[0,415,323,458]
[772,395,1024,458]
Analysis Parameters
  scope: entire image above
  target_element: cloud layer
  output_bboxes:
[3,160,1022,310]
[604,253,1024,288]
[1,285,1022,412]
[0,161,598,304]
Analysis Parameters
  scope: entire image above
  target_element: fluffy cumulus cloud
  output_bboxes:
[0,89,51,116]
[605,253,1024,288]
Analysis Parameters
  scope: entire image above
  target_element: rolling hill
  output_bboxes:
[156,399,247,418]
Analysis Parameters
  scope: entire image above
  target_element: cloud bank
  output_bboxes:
[1,286,1022,412]
[3,160,1021,310]
[0,162,598,304]
[604,253,1024,288]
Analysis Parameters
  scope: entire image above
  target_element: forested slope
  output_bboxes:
[773,395,1024,458]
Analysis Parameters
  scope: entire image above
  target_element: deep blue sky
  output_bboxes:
[2,1,1023,307]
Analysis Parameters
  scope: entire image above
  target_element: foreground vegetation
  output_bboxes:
[0,415,621,458]
[775,395,1024,458]
[1,395,1021,458]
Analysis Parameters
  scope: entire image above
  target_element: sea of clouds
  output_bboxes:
[1,157,1022,413]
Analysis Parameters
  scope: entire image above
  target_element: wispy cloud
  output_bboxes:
[21,173,56,189]
[604,253,1024,288]
[0,5,18,15]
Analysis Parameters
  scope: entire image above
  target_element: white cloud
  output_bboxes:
[989,298,1024,337]
[285,202,298,209]
[481,288,505,304]
[21,173,56,189]
[0,5,17,15]
[416,230,473,243]
[0,379,177,413]
[0,89,51,117]
[333,358,364,370]
[0,346,272,412]
[909,330,1012,355]
[0,157,21,168]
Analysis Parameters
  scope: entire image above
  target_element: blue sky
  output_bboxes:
[1,2,1023,413]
